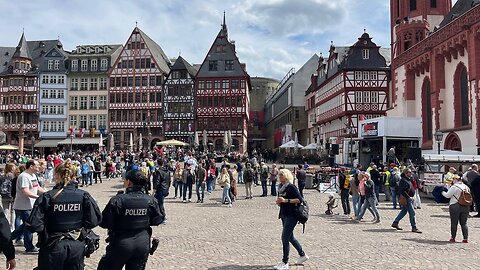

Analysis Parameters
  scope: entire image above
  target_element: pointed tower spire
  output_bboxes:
[13,32,32,60]
[219,11,228,38]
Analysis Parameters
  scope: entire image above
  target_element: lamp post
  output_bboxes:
[434,130,443,155]
[30,135,35,158]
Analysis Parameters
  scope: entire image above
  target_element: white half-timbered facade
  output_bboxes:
[108,27,171,149]
[163,56,196,141]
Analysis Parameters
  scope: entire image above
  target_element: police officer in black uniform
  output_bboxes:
[26,161,102,270]
[97,169,164,270]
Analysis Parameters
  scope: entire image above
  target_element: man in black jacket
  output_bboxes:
[338,169,350,215]
[153,159,171,221]
[0,207,15,269]
[370,165,381,203]
[391,169,422,233]
[295,165,307,198]
[470,175,480,217]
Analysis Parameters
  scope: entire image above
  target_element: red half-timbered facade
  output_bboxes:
[195,15,250,152]
[308,33,390,144]
[108,27,170,149]
[0,33,39,154]
[388,0,480,154]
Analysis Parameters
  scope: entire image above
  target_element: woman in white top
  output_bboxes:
[442,174,470,243]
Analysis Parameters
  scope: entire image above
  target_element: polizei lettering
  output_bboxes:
[125,208,147,216]
[53,203,81,212]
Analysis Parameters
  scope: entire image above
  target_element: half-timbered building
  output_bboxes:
[163,56,196,143]
[196,15,251,152]
[108,27,171,149]
[388,0,480,155]
[0,33,39,154]
[308,32,390,163]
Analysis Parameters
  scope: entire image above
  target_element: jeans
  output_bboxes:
[183,182,193,201]
[352,195,360,218]
[87,171,93,185]
[449,203,469,240]
[271,181,277,196]
[245,182,253,198]
[11,209,35,250]
[281,216,305,264]
[207,176,214,193]
[222,186,232,204]
[174,181,184,198]
[82,174,89,186]
[155,189,168,218]
[237,170,243,184]
[340,190,351,215]
[357,196,380,221]
[393,198,417,229]
[298,182,306,198]
[359,195,375,218]
[391,187,398,208]
[261,180,268,196]
[196,182,205,201]
[374,185,380,202]
[384,185,391,201]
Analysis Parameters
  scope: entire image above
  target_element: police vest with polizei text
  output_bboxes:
[115,194,151,231]
[46,189,85,233]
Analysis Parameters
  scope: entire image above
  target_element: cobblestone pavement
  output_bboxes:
[12,178,480,269]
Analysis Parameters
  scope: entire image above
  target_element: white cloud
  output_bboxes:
[0,0,391,79]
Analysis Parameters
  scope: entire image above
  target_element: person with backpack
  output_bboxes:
[274,169,308,270]
[388,167,401,209]
[442,174,471,243]
[244,163,255,199]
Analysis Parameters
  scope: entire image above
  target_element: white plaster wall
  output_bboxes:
[387,65,407,117]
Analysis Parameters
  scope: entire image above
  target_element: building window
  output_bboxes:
[42,121,49,132]
[71,78,78,90]
[50,76,57,84]
[370,71,377,81]
[42,75,48,84]
[355,71,362,81]
[70,115,77,128]
[222,80,229,89]
[232,80,239,89]
[410,0,416,11]
[208,60,218,71]
[225,60,234,71]
[80,96,88,110]
[80,78,88,90]
[79,115,87,128]
[89,115,97,129]
[91,59,97,71]
[100,78,107,90]
[206,80,212,89]
[54,60,60,70]
[100,59,108,70]
[172,71,179,79]
[48,60,53,70]
[70,96,78,110]
[362,49,369,59]
[71,60,78,71]
[99,115,107,129]
[99,96,107,109]
[90,78,98,91]
[58,90,64,99]
[422,79,433,142]
[89,96,97,109]
[81,60,88,71]
[50,90,57,99]
[460,68,469,126]
[42,89,48,99]
[59,75,65,84]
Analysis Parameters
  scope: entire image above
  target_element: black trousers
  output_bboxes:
[183,182,193,200]
[37,239,85,270]
[298,181,305,198]
[340,189,351,215]
[97,231,150,270]
[94,172,102,183]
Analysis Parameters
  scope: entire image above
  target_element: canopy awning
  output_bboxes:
[0,144,18,150]
[279,140,304,149]
[156,139,189,146]
[57,138,101,145]
[34,139,62,148]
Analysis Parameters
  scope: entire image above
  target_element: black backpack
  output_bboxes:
[295,200,309,233]
[388,174,399,188]
[0,176,12,198]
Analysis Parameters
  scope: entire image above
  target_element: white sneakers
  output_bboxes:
[296,254,309,265]
[274,262,289,270]
[274,255,309,269]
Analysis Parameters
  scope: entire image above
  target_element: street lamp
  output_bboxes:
[30,135,35,157]
[344,126,354,167]
[434,130,443,155]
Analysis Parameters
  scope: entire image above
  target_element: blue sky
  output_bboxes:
[0,0,399,79]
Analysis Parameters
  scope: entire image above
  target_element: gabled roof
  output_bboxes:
[439,0,480,28]
[196,14,249,78]
[13,33,32,59]
[0,47,15,73]
[170,56,197,77]
[135,27,171,73]
[27,40,68,72]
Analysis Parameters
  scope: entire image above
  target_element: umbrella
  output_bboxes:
[227,130,232,146]
[0,144,18,150]
[194,132,199,147]
[294,132,299,150]
[99,133,104,147]
[202,130,207,147]
[223,131,229,148]
[129,133,134,150]
[156,139,189,146]
[108,134,114,152]
[302,143,318,150]
[279,140,304,149]
[139,133,143,150]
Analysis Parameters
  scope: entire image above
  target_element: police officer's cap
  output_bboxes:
[125,169,147,186]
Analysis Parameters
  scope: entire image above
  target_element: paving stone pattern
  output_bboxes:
[12,178,480,269]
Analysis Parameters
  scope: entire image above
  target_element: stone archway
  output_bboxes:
[444,132,462,152]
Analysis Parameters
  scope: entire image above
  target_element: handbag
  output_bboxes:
[399,195,408,206]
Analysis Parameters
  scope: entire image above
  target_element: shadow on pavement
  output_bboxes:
[208,265,272,270]
[402,238,450,245]
[429,214,449,218]
[363,228,397,233]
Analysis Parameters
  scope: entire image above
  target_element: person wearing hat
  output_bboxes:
[26,161,101,269]
[442,174,471,243]
[97,169,163,270]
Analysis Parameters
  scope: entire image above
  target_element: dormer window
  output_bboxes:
[95,47,100,54]
[48,60,53,70]
[362,49,370,59]
[86,47,91,53]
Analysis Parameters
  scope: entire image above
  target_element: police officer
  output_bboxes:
[25,161,102,270]
[97,169,164,270]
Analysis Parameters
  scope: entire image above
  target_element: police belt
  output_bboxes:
[42,230,82,248]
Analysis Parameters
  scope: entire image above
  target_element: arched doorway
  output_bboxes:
[444,132,462,152]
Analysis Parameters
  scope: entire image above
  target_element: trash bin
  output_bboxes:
[305,174,314,189]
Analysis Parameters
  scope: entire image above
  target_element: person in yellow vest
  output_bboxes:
[444,167,456,185]
[366,162,374,173]
[382,167,391,201]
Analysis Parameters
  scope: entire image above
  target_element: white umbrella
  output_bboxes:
[129,133,134,150]
[139,133,143,150]
[294,132,299,150]
[223,131,229,148]
[227,130,233,146]
[202,130,207,147]
[302,143,318,150]
[279,140,304,149]
[99,133,104,147]
[194,132,199,147]
[109,133,114,152]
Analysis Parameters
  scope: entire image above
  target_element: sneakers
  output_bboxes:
[296,254,309,265]
[227,204,232,208]
[274,262,289,270]
[183,200,187,203]
[412,228,422,234]
[450,238,456,243]
[373,219,381,224]
[188,199,192,202]
[463,239,469,243]
[25,248,39,254]
[391,223,403,230]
